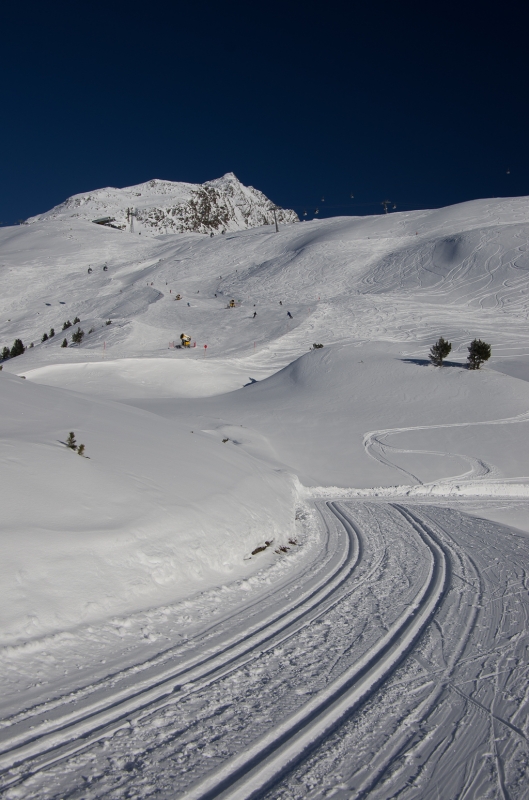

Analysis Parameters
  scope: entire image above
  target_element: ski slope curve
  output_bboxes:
[363,408,529,487]
[0,502,355,783]
[181,503,447,800]
[1,502,528,798]
[0,502,451,799]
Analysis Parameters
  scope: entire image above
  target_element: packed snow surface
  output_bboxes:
[1,193,529,798]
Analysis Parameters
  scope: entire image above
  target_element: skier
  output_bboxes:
[287,311,293,319]
[279,301,282,305]
[253,311,257,318]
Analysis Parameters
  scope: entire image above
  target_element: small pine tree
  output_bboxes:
[61,338,68,348]
[467,339,491,370]
[88,327,94,334]
[62,320,72,331]
[71,327,84,345]
[73,316,80,324]
[77,444,85,456]
[10,339,25,358]
[429,337,452,366]
[105,319,112,326]
[49,328,55,337]
[66,432,76,449]
[1,346,10,360]
[41,332,48,342]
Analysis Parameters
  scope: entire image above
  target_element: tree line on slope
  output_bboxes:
[1,318,112,360]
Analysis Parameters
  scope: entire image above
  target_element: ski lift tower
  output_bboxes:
[272,206,279,233]
[127,207,137,233]
[381,200,392,214]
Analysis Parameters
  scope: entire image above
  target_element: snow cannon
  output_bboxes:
[228,299,236,308]
[175,294,181,300]
[180,333,191,348]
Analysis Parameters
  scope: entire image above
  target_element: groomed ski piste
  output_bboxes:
[1,193,529,798]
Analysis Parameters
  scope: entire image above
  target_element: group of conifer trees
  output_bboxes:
[429,337,491,369]
[1,317,90,360]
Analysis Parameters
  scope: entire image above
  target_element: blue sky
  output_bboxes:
[1,0,526,224]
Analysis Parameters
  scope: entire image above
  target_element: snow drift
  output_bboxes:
[0,372,297,645]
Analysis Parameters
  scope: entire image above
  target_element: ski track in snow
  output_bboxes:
[1,503,528,799]
[363,410,529,487]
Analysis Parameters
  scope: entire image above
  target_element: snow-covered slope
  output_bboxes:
[27,172,299,235]
[4,191,529,800]
[129,341,529,488]
[3,194,529,648]
[0,370,297,645]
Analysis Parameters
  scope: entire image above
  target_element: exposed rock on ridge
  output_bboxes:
[28,173,299,235]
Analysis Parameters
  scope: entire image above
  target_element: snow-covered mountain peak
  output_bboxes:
[27,173,299,236]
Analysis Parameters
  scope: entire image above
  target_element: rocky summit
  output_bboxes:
[27,172,299,235]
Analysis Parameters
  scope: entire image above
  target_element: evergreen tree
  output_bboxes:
[62,320,72,331]
[71,327,84,345]
[429,337,452,366]
[61,338,68,348]
[49,328,55,337]
[41,332,48,342]
[66,432,76,449]
[77,444,85,456]
[1,347,10,360]
[73,316,80,324]
[10,339,25,358]
[467,339,491,370]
